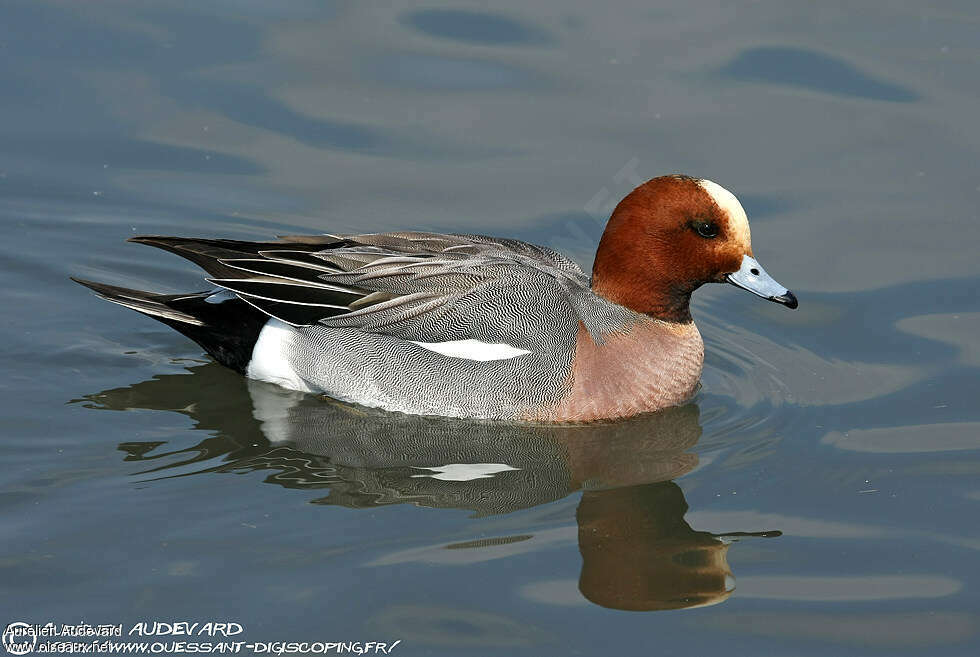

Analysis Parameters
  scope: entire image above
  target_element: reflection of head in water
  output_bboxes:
[578,482,735,611]
[78,363,779,611]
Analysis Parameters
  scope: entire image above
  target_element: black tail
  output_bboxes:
[73,235,341,372]
[125,235,338,279]
[72,277,267,374]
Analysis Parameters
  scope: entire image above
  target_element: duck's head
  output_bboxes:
[591,175,797,322]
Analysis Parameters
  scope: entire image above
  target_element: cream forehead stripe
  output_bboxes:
[698,179,751,245]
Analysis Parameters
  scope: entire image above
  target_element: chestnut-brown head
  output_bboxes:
[591,175,797,322]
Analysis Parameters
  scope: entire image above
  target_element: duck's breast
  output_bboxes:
[528,320,704,422]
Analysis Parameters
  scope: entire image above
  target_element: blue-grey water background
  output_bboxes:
[2,1,979,655]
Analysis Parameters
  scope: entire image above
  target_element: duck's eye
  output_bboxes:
[692,220,719,238]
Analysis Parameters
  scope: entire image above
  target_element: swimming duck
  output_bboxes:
[74,175,796,422]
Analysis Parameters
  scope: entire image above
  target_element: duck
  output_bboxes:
[73,175,797,422]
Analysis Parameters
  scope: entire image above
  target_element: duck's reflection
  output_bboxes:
[79,363,779,611]
[579,483,737,611]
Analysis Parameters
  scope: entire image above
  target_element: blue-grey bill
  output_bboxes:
[726,255,798,309]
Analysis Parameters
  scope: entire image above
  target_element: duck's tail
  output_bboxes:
[71,277,267,374]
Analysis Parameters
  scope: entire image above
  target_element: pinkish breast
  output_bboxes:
[526,320,704,423]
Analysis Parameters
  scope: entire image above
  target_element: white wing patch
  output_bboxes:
[409,339,531,362]
[698,178,751,247]
[411,463,520,481]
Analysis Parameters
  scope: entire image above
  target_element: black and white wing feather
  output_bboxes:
[130,232,615,349]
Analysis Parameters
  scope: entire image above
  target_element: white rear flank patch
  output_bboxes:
[409,339,531,361]
[246,318,314,392]
[411,463,520,481]
[698,179,751,246]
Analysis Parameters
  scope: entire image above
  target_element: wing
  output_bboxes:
[289,231,589,278]
[132,232,594,348]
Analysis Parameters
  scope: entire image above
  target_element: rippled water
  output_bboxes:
[3,2,979,655]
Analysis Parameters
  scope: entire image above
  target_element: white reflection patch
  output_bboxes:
[411,463,520,481]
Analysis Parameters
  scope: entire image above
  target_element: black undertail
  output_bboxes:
[71,278,267,374]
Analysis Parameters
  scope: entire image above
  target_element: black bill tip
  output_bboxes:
[772,291,798,309]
